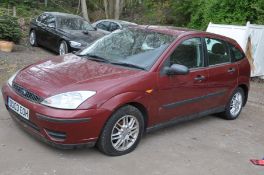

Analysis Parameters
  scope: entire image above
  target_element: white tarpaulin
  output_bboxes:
[207,22,264,78]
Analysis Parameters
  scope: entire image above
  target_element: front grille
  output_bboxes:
[12,83,44,103]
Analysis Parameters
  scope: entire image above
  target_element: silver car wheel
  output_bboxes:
[230,92,243,117]
[59,42,67,55]
[111,115,139,152]
[29,31,36,45]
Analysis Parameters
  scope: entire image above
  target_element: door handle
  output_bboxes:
[194,75,206,81]
[228,67,236,73]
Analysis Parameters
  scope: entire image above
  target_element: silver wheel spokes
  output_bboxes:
[230,92,243,116]
[111,115,139,151]
[29,32,35,45]
[59,43,66,55]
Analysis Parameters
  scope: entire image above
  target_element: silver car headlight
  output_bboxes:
[8,70,20,87]
[41,91,96,109]
[69,41,82,48]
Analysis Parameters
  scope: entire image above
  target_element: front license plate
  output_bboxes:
[8,97,29,120]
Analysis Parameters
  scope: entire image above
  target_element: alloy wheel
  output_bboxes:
[230,92,243,117]
[59,42,67,55]
[111,115,139,151]
[29,31,36,46]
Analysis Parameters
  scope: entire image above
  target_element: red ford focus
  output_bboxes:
[1,26,250,156]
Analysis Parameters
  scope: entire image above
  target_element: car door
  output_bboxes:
[41,14,60,51]
[204,37,238,109]
[35,13,49,46]
[156,37,209,123]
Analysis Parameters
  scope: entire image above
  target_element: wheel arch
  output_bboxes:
[57,39,69,54]
[126,102,149,132]
[238,84,249,106]
[99,92,150,132]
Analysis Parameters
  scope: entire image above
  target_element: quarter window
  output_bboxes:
[169,38,203,69]
[229,44,244,61]
[205,38,230,65]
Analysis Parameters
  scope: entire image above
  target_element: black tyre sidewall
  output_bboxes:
[224,87,245,120]
[98,105,144,156]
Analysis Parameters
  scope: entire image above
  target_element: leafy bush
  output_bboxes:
[0,15,21,43]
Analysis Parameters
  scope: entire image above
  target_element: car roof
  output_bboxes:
[44,12,83,19]
[131,25,237,43]
[95,19,137,26]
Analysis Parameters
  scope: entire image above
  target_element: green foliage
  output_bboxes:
[188,0,260,30]
[0,15,21,43]
[252,0,264,24]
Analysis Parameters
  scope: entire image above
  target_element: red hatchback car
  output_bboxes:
[2,26,250,156]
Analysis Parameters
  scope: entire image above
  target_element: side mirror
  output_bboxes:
[164,64,189,75]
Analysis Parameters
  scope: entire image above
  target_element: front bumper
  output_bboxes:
[1,83,111,148]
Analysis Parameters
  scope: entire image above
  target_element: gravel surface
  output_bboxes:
[0,45,54,86]
[0,45,264,175]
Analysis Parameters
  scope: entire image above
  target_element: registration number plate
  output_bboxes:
[8,97,29,120]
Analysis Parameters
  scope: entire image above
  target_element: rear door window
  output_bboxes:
[96,21,110,31]
[44,14,56,27]
[205,38,230,66]
[37,13,49,24]
[109,22,120,32]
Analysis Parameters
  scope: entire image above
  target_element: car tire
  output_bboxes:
[29,30,38,46]
[59,40,68,55]
[221,87,245,120]
[97,105,144,156]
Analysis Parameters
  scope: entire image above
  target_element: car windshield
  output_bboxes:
[79,28,176,70]
[57,17,94,31]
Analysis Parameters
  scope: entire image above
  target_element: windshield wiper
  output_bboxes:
[112,62,146,70]
[77,54,110,63]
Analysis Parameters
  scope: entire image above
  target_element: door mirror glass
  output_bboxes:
[165,64,189,75]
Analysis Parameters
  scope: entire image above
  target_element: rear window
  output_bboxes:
[229,44,244,62]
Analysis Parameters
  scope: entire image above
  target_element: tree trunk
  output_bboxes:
[45,0,48,7]
[109,0,115,19]
[104,0,124,19]
[103,0,109,18]
[114,0,120,19]
[12,6,16,17]
[81,0,90,22]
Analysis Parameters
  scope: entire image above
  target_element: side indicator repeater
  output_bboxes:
[145,89,153,94]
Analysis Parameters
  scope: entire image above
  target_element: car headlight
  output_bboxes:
[41,91,96,109]
[69,41,82,48]
[8,70,20,87]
